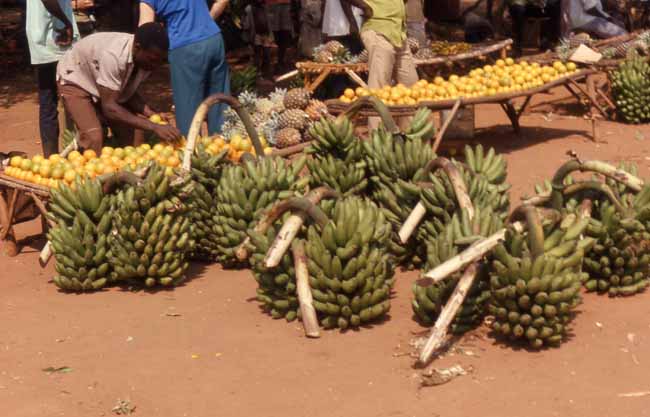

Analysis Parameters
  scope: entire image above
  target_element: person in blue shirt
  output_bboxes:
[139,0,230,137]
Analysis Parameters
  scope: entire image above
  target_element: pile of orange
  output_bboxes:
[202,133,273,162]
[4,143,182,189]
[339,59,580,105]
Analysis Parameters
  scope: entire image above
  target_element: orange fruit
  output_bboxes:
[113,148,125,159]
[32,155,45,164]
[31,163,41,174]
[67,150,82,161]
[167,155,180,167]
[93,162,105,174]
[39,165,52,178]
[10,156,22,168]
[263,147,273,156]
[153,143,164,153]
[51,167,64,180]
[83,149,97,160]
[102,165,116,174]
[101,146,114,156]
[20,159,32,171]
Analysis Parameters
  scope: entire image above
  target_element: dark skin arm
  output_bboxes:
[343,0,373,19]
[98,86,181,142]
[41,0,73,45]
[340,0,360,36]
[125,92,156,118]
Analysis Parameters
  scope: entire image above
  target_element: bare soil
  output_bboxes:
[2,69,650,417]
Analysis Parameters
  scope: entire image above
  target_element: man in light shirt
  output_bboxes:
[322,0,364,53]
[57,23,181,153]
[25,0,79,157]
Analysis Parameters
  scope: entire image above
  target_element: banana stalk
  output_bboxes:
[292,239,320,338]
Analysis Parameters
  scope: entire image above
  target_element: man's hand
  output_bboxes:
[152,124,182,142]
[54,24,73,46]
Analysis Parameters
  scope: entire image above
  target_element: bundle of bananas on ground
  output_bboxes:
[214,156,307,267]
[364,128,436,266]
[108,165,194,287]
[412,207,504,330]
[306,116,367,196]
[188,144,231,260]
[583,201,650,296]
[49,177,114,291]
[404,108,437,142]
[230,66,257,96]
[610,55,650,124]
[488,208,591,348]
[248,197,395,329]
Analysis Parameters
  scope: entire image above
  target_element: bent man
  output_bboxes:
[57,23,180,153]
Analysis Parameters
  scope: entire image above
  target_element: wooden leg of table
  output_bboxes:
[0,190,18,257]
[432,99,462,154]
[501,102,521,134]
[306,69,331,93]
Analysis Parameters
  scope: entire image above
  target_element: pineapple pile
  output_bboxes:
[275,88,331,149]
[248,196,395,329]
[312,40,368,64]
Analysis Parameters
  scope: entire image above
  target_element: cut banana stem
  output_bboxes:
[578,199,593,219]
[398,201,426,244]
[552,159,643,193]
[98,171,144,194]
[418,262,479,367]
[291,239,320,338]
[424,228,507,283]
[423,157,475,220]
[563,181,629,217]
[39,241,52,266]
[264,195,335,268]
[342,95,399,134]
[236,187,338,261]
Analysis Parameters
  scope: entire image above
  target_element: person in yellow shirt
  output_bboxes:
[343,0,418,127]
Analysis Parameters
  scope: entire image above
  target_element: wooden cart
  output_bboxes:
[0,174,51,257]
[295,61,369,92]
[326,69,602,140]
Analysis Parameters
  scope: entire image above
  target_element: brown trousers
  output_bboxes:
[360,30,419,130]
[58,83,142,153]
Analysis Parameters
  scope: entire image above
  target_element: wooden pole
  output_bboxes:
[417,263,479,366]
[398,201,427,244]
[344,69,368,88]
[423,228,506,283]
[292,240,320,338]
[432,99,462,154]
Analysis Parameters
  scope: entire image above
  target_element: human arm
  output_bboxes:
[99,87,181,141]
[138,1,156,26]
[210,0,230,20]
[341,0,360,35]
[41,0,73,45]
[342,0,373,19]
[125,92,157,118]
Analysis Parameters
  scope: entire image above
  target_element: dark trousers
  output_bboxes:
[36,62,59,157]
[509,2,561,54]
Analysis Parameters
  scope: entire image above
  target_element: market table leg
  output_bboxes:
[306,69,332,93]
[0,189,19,257]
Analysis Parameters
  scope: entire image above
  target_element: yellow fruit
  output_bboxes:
[39,165,52,178]
[32,155,45,164]
[83,149,97,160]
[140,143,152,151]
[344,88,356,99]
[505,58,514,66]
[263,147,273,156]
[153,143,165,153]
[340,96,351,104]
[164,166,174,176]
[567,62,577,71]
[101,146,114,156]
[149,114,163,124]
[167,155,181,167]
[239,139,252,152]
[102,165,116,174]
[9,156,22,168]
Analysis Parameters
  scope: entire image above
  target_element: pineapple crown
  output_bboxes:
[261,113,281,145]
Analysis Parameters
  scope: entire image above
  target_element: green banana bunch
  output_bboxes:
[488,211,591,348]
[306,116,367,196]
[412,206,504,330]
[583,201,650,296]
[214,156,307,267]
[404,108,436,141]
[611,55,650,124]
[231,65,258,96]
[108,165,194,288]
[188,143,231,261]
[364,129,436,266]
[248,197,395,329]
[48,177,114,292]
[463,144,508,186]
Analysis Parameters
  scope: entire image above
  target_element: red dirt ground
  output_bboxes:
[2,70,650,417]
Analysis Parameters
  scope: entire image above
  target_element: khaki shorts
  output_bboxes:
[266,3,292,32]
[59,83,138,152]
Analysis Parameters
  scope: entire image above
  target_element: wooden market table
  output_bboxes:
[0,173,51,257]
[413,39,513,67]
[326,69,602,139]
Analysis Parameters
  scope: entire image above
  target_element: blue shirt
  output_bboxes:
[141,0,220,50]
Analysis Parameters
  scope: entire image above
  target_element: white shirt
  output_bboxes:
[26,0,79,65]
[322,0,363,37]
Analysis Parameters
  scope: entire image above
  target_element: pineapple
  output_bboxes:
[314,48,334,63]
[305,99,329,121]
[283,88,312,110]
[324,40,346,56]
[275,128,302,149]
[277,109,310,131]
